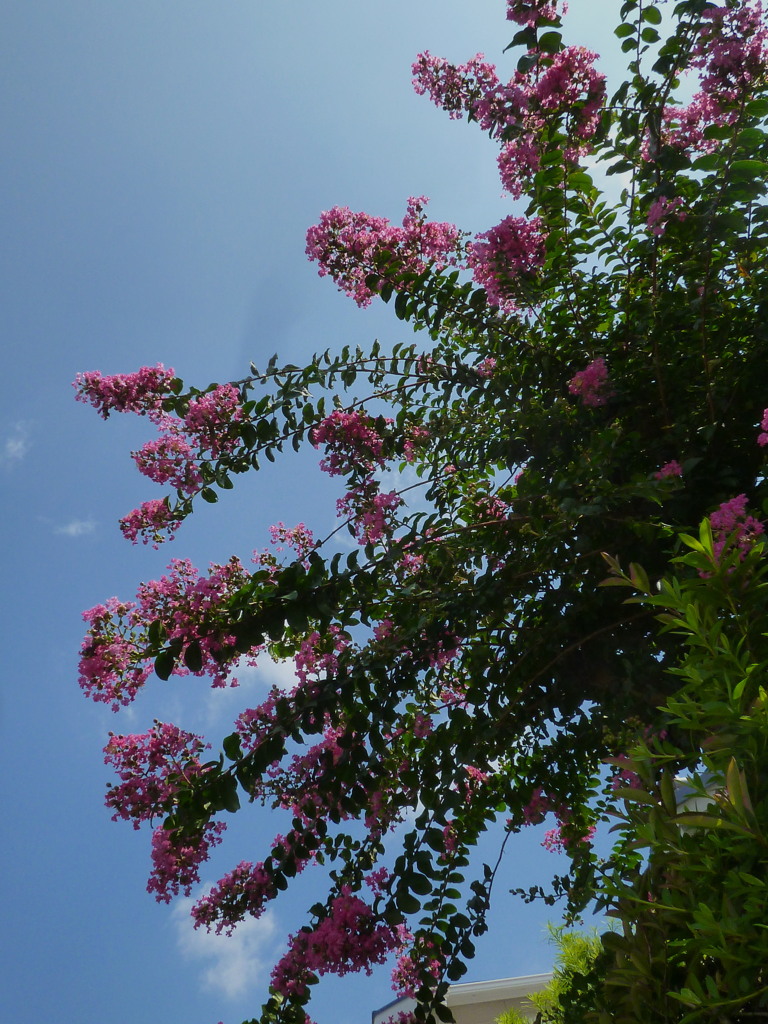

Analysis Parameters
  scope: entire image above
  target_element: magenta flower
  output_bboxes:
[568,357,613,407]
[758,408,768,447]
[468,215,546,310]
[710,494,764,562]
[73,363,175,421]
[506,0,567,26]
[646,196,686,237]
[654,460,683,480]
[119,499,180,547]
[306,196,460,307]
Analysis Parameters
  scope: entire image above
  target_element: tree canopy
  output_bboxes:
[75,1,768,1021]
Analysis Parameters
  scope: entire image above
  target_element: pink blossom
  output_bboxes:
[392,936,443,998]
[192,861,277,934]
[468,215,546,310]
[758,408,768,447]
[568,357,612,408]
[373,619,394,643]
[693,1,768,106]
[295,627,350,688]
[497,136,541,198]
[132,432,203,495]
[464,764,489,803]
[475,357,497,379]
[119,499,180,547]
[269,521,316,563]
[402,424,430,462]
[412,712,433,738]
[73,363,175,421]
[427,633,462,670]
[646,196,686,237]
[103,722,210,827]
[336,484,403,545]
[542,821,596,854]
[521,787,552,826]
[506,0,566,26]
[411,52,500,122]
[79,598,152,709]
[184,384,243,458]
[710,494,764,562]
[533,47,605,140]
[271,887,401,997]
[647,4,768,161]
[147,821,227,903]
[306,196,461,307]
[79,556,255,708]
[654,460,683,480]
[312,410,389,476]
[442,821,458,856]
[610,755,641,791]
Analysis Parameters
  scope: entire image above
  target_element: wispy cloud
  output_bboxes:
[54,517,97,537]
[1,423,30,467]
[194,657,298,729]
[173,897,278,999]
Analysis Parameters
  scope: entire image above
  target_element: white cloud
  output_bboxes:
[1,423,30,466]
[198,656,297,726]
[173,895,279,999]
[54,517,97,537]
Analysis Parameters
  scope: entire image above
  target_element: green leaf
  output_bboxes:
[183,641,204,673]
[222,732,243,762]
[154,648,177,681]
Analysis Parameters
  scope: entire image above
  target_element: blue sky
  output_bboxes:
[2,3,623,1022]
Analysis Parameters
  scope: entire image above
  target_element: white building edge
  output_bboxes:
[372,973,554,1024]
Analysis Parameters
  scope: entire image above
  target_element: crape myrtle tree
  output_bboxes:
[75,0,768,1021]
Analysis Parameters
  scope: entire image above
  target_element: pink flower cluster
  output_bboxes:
[271,888,401,998]
[710,494,764,562]
[79,598,153,709]
[412,52,503,122]
[646,196,686,237]
[412,45,604,201]
[295,627,350,688]
[427,633,462,670]
[103,722,210,827]
[73,363,175,420]
[542,821,596,854]
[392,935,443,998]
[269,521,316,562]
[183,384,243,458]
[79,556,253,709]
[132,433,203,495]
[610,755,641,791]
[119,498,181,548]
[192,860,276,935]
[475,357,497,379]
[467,215,547,310]
[131,383,244,494]
[654,460,683,481]
[693,2,768,107]
[75,368,246,539]
[402,424,430,462]
[652,2,768,158]
[506,0,566,26]
[521,786,552,825]
[758,408,768,447]
[100,722,228,903]
[568,357,612,408]
[311,410,389,476]
[306,196,461,307]
[337,485,403,545]
[147,820,227,903]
